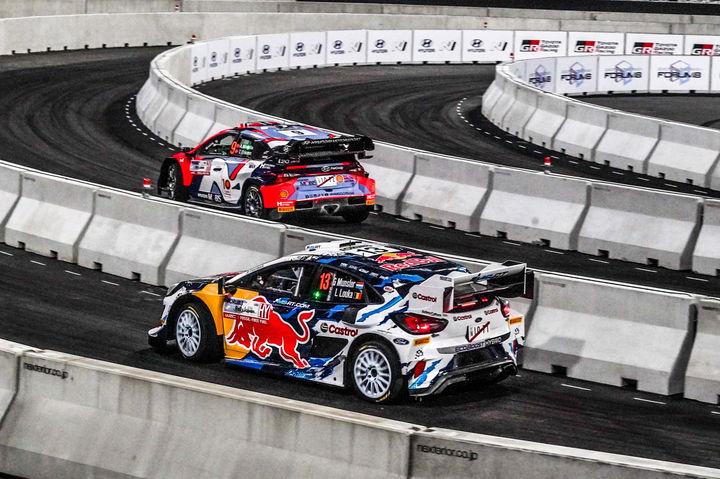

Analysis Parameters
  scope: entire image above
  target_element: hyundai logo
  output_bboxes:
[334,40,343,49]
[262,44,270,55]
[375,39,385,49]
[296,42,304,52]
[422,39,432,48]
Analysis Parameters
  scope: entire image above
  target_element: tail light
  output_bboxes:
[500,299,511,319]
[263,172,299,182]
[348,162,370,177]
[392,313,448,335]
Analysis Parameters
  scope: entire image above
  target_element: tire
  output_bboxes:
[166,162,188,202]
[349,340,405,403]
[341,207,370,224]
[173,302,223,362]
[243,185,269,219]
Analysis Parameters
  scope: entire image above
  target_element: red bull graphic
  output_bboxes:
[375,252,418,263]
[224,296,314,369]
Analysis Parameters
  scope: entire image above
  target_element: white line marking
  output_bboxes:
[64,270,81,276]
[711,411,720,415]
[102,280,119,286]
[142,132,148,136]
[533,150,542,154]
[396,218,410,223]
[635,267,657,273]
[493,135,501,140]
[588,258,609,264]
[429,225,445,230]
[544,249,564,255]
[687,276,709,282]
[634,397,666,405]
[590,166,600,170]
[136,127,142,131]
[664,183,678,188]
[0,251,13,256]
[469,124,474,127]
[569,160,578,164]
[370,211,379,215]
[561,383,592,391]
[141,291,162,297]
[612,171,624,175]
[505,140,513,144]
[30,260,46,266]
[638,177,651,181]
[695,189,706,194]
[502,240,522,246]
[484,131,490,135]
[551,156,559,160]
[464,232,481,237]
[518,145,527,149]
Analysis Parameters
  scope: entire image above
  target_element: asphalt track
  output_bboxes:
[1,48,720,467]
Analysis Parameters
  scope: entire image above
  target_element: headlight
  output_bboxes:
[166,282,184,296]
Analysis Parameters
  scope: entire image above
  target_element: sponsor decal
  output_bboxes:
[189,159,210,175]
[574,40,620,55]
[468,39,508,53]
[418,39,457,53]
[560,62,592,86]
[632,41,678,55]
[528,65,552,88]
[416,444,478,462]
[393,338,410,345]
[319,322,358,337]
[574,40,596,53]
[413,337,431,346]
[520,38,561,54]
[380,255,445,272]
[484,308,499,315]
[24,362,69,379]
[604,60,642,85]
[375,252,417,263]
[657,60,702,84]
[260,44,286,60]
[453,314,473,321]
[371,39,408,54]
[466,321,490,342]
[509,317,523,325]
[453,335,505,353]
[412,292,437,303]
[691,43,719,56]
[224,296,314,368]
[384,286,395,293]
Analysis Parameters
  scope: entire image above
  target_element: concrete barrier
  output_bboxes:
[0,348,414,479]
[0,162,22,244]
[142,79,171,136]
[692,199,720,277]
[523,93,567,149]
[500,81,538,138]
[164,210,286,286]
[593,112,661,173]
[647,123,720,188]
[154,86,188,145]
[480,74,505,119]
[524,274,696,395]
[552,102,608,162]
[78,191,182,286]
[400,155,491,231]
[173,93,216,148]
[4,173,95,262]
[479,170,589,250]
[362,143,415,216]
[0,340,32,426]
[135,73,161,121]
[578,184,702,270]
[485,78,517,126]
[684,299,720,404]
[282,227,335,256]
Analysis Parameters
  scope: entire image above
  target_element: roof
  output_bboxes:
[236,122,338,143]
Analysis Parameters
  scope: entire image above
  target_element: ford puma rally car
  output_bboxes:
[148,240,527,403]
[157,122,376,223]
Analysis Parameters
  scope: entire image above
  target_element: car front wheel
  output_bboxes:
[350,341,404,403]
[174,303,222,362]
[166,162,188,202]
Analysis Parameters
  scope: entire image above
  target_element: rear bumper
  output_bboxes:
[408,358,517,397]
[273,196,372,216]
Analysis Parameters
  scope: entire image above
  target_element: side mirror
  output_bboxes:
[225,285,238,296]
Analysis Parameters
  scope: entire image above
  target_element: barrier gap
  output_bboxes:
[717,394,720,405]
[102,44,107,49]
[46,47,51,52]
[579,153,584,160]
[716,269,719,277]
[497,231,507,239]
[414,214,423,222]
[647,258,659,267]
[26,49,31,54]
[63,46,67,51]
[143,42,148,47]
[166,42,172,46]
[621,378,638,390]
[540,239,551,247]
[11,50,15,54]
[627,166,633,172]
[551,365,567,377]
[448,221,456,230]
[686,179,694,185]
[92,262,102,272]
[375,205,383,213]
[604,160,610,166]
[658,173,666,179]
[84,45,89,49]
[598,249,609,258]
[131,272,141,282]
[49,251,58,260]
[17,241,25,250]
[124,43,129,48]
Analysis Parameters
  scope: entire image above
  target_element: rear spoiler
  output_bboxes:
[274,135,374,161]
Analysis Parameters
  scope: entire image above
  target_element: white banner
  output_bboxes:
[508,61,526,80]
[513,31,567,60]
[523,58,557,92]
[461,30,513,62]
[228,36,257,75]
[256,33,290,71]
[712,56,720,91]
[684,35,720,56]
[206,38,230,80]
[367,30,412,63]
[326,30,367,65]
[412,30,462,63]
[596,55,650,92]
[625,34,683,55]
[649,55,710,91]
[567,32,624,56]
[190,43,208,85]
[290,32,326,68]
[555,56,598,94]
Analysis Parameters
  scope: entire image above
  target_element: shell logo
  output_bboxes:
[279,190,289,199]
[335,175,344,183]
[224,180,231,190]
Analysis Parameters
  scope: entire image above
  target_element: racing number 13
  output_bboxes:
[319,272,333,290]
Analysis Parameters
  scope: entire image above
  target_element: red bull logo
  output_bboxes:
[375,251,418,263]
[225,296,314,369]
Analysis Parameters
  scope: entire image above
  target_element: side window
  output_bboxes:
[249,265,307,297]
[311,268,366,304]
[238,138,255,159]
[199,133,239,156]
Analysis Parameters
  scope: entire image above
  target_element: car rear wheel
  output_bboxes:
[342,207,370,224]
[174,303,222,362]
[350,341,404,403]
[167,162,188,202]
[243,185,269,219]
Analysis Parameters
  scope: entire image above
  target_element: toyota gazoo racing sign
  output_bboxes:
[513,31,567,60]
[256,33,290,70]
[523,58,556,92]
[412,30,462,63]
[684,35,720,56]
[228,35,257,75]
[290,31,326,68]
[555,56,598,94]
[650,55,710,91]
[461,30,513,62]
[597,55,650,92]
[367,30,412,63]
[567,32,624,56]
[326,30,367,64]
[625,34,683,55]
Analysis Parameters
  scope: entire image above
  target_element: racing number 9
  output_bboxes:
[319,272,333,290]
[229,141,240,156]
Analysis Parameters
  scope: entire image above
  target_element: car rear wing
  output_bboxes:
[407,261,527,315]
[276,135,374,161]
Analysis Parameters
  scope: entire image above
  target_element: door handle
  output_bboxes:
[213,167,223,172]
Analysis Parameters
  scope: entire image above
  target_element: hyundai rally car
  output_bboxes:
[148,240,527,403]
[157,122,376,223]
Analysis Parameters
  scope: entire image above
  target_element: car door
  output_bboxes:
[222,262,317,369]
[190,131,239,204]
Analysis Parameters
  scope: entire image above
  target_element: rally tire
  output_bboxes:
[349,340,404,403]
[167,162,188,202]
[173,302,223,362]
[341,207,370,224]
[243,185,270,219]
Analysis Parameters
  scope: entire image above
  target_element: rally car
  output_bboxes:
[148,240,527,403]
[157,121,376,223]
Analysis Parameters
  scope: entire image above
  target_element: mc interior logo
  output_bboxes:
[604,60,642,85]
[658,60,701,85]
[560,62,592,87]
[528,64,552,89]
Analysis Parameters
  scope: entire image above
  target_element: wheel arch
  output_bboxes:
[344,333,400,387]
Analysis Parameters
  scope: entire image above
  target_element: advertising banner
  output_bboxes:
[513,31,567,60]
[289,32,326,68]
[326,30,367,65]
[649,55,710,91]
[523,58,557,92]
[555,56,598,94]
[625,34,683,55]
[206,38,230,80]
[412,30,462,63]
[367,30,412,63]
[567,32,624,56]
[228,36,257,75]
[256,33,290,71]
[461,30,513,62]
[190,42,208,85]
[508,60,526,80]
[684,35,720,56]
[596,55,650,92]
[713,56,720,91]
